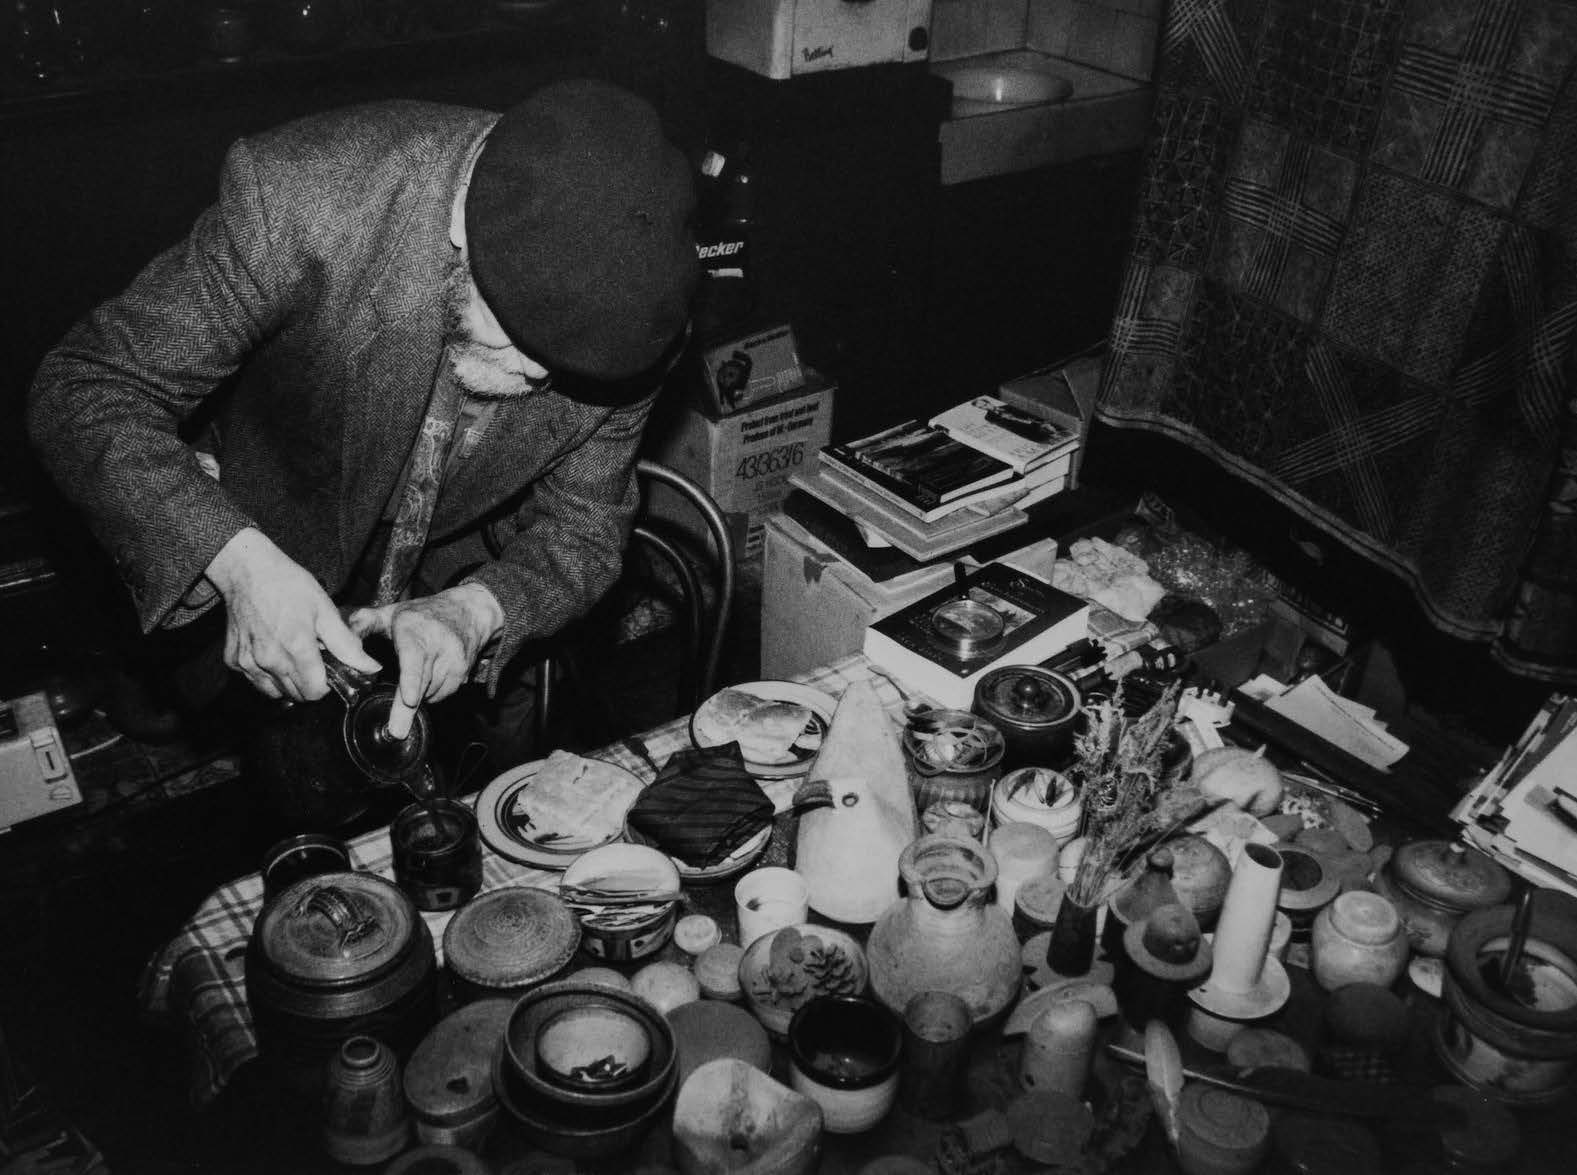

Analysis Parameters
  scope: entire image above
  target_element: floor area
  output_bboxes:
[0,566,762,1174]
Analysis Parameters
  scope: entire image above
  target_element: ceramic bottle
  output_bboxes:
[866,835,1022,1027]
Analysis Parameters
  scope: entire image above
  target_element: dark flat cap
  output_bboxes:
[466,79,698,396]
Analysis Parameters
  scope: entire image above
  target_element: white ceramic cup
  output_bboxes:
[735,867,810,948]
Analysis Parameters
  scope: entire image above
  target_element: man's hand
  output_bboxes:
[347,583,504,739]
[205,527,379,701]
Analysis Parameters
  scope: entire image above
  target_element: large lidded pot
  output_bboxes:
[247,870,439,1095]
[972,666,1082,771]
[1373,839,1511,957]
[866,835,1021,1027]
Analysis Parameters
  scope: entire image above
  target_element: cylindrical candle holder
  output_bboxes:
[1018,999,1097,1097]
[1209,843,1282,995]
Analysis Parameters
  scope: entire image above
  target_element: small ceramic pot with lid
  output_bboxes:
[1373,839,1511,957]
[246,870,438,1095]
[972,666,1082,770]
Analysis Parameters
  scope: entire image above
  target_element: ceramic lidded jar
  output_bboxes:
[972,666,1082,771]
[1373,839,1511,957]
[1310,891,1409,991]
[901,709,1007,815]
[866,835,1022,1027]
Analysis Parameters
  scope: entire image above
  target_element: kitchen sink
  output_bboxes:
[930,49,1154,183]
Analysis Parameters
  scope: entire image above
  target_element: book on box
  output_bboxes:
[863,562,1091,709]
[821,419,1016,516]
[928,395,1079,474]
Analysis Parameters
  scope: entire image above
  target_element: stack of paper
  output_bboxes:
[1238,675,1410,769]
[1451,693,1577,898]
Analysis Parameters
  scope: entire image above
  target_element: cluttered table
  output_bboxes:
[139,637,1577,1175]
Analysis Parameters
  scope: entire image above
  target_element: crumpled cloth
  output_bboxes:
[625,743,774,867]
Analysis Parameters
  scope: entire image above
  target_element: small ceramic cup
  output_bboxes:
[735,867,809,948]
[788,996,902,1133]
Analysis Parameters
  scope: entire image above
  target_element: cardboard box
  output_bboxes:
[647,377,835,565]
[761,513,956,679]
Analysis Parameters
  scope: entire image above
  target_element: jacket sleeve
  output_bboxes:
[26,137,289,632]
[425,392,654,694]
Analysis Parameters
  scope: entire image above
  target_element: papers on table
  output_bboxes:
[1238,674,1410,770]
[1451,693,1577,898]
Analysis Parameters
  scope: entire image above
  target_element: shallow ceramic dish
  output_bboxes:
[690,681,836,778]
[623,820,771,885]
[738,923,869,1037]
[502,981,677,1112]
[476,754,643,869]
[559,844,681,962]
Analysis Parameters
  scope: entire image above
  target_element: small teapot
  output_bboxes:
[247,651,436,831]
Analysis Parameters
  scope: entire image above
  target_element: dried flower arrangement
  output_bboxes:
[1063,680,1207,907]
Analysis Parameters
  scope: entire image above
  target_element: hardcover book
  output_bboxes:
[819,445,1073,524]
[862,563,1091,709]
[821,419,1016,515]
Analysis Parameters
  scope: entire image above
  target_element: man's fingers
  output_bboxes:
[321,610,382,675]
[384,694,415,741]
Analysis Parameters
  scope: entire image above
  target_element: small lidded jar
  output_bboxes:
[1373,839,1511,958]
[972,666,1082,771]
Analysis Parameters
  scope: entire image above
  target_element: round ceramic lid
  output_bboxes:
[1391,839,1511,910]
[1180,1084,1270,1153]
[402,999,512,1126]
[255,870,420,985]
[973,667,1081,731]
[442,886,580,988]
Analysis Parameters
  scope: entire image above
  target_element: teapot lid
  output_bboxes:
[1392,839,1511,910]
[255,870,422,984]
[973,667,1081,731]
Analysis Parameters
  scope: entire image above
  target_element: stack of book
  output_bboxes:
[1450,693,1577,898]
[788,395,1081,561]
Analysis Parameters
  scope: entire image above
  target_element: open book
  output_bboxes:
[929,395,1079,474]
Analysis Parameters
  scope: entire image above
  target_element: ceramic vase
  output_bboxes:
[1045,895,1099,977]
[323,1035,409,1165]
[867,836,1022,1027]
[1207,843,1283,996]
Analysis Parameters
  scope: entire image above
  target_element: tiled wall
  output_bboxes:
[931,0,1161,81]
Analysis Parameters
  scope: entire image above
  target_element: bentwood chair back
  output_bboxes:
[531,459,736,748]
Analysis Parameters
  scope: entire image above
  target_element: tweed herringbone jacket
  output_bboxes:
[28,101,651,691]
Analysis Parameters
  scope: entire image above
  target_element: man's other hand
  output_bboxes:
[347,583,504,739]
[205,527,378,701]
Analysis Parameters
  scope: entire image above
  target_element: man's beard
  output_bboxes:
[443,262,551,401]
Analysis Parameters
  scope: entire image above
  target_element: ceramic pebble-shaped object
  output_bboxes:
[695,942,745,1002]
[675,914,723,956]
[633,960,701,1014]
[566,966,632,991]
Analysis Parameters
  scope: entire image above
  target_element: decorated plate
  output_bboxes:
[477,751,644,870]
[624,819,772,885]
[690,681,836,779]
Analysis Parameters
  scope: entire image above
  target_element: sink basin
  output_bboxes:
[941,65,1074,112]
[929,50,1154,184]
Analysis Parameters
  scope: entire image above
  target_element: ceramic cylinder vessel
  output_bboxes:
[866,836,1022,1027]
[1209,844,1284,996]
[987,822,1059,917]
[1310,891,1409,992]
[787,996,901,1133]
[902,709,1006,814]
[323,1035,410,1165]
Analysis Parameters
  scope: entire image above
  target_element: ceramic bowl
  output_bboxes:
[738,924,870,1037]
[492,1040,676,1161]
[991,767,1082,845]
[786,995,902,1133]
[501,981,676,1112]
[560,843,681,963]
[536,1003,653,1095]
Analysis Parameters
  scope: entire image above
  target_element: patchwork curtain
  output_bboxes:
[1096,0,1577,683]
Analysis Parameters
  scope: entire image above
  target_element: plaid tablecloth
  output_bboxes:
[137,653,915,1106]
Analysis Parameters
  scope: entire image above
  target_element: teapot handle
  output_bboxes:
[322,649,376,708]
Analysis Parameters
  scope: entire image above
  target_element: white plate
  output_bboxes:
[476,756,644,870]
[690,681,837,778]
[625,819,772,884]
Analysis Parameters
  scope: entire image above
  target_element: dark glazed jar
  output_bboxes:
[247,870,438,1096]
[972,666,1082,771]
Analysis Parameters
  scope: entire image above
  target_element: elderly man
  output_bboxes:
[27,79,697,749]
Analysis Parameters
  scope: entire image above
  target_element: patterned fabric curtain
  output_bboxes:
[1096,0,1577,684]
